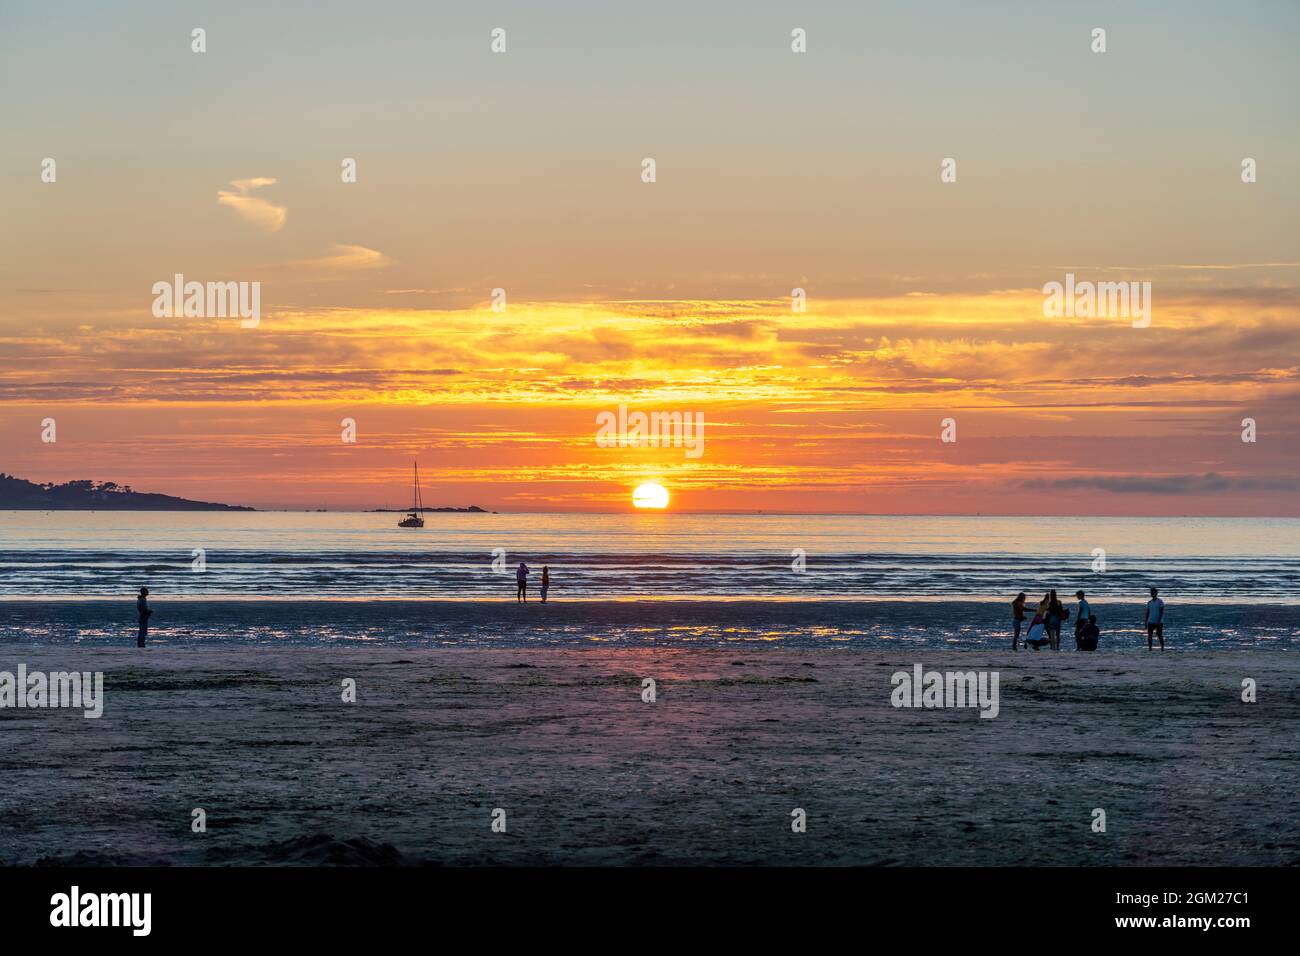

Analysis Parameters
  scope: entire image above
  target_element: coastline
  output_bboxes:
[3,599,1296,650]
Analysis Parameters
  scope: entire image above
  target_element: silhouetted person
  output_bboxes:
[136,587,151,648]
[1079,614,1100,652]
[516,562,529,602]
[1011,592,1029,651]
[540,565,550,603]
[1145,587,1165,650]
[1047,589,1063,651]
[1074,590,1092,648]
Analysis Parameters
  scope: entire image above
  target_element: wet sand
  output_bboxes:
[4,598,1297,650]
[1,645,1296,866]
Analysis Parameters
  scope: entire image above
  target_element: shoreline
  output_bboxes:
[2,599,1296,651]
[4,594,1300,605]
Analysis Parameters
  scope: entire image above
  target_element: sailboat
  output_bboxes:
[398,461,425,528]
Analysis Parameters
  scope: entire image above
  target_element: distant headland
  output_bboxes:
[370,506,493,514]
[0,474,255,511]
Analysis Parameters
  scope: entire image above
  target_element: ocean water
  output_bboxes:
[1,512,1297,649]
[0,511,1297,601]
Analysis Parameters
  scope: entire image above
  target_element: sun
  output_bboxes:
[632,482,670,509]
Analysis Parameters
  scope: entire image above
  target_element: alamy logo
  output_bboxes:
[0,665,103,718]
[50,886,151,936]
[152,273,261,328]
[595,404,704,459]
[1042,273,1151,328]
[891,664,999,719]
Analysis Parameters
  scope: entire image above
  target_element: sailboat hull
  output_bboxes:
[397,461,426,527]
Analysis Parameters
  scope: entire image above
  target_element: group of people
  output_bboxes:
[1011,587,1166,652]
[515,562,550,603]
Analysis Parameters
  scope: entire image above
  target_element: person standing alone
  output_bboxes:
[136,587,152,648]
[1144,587,1165,650]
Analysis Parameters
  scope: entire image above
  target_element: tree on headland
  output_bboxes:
[0,473,253,511]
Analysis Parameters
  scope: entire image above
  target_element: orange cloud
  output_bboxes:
[2,291,1296,513]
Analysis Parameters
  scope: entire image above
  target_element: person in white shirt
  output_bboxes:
[516,562,529,603]
[1144,587,1165,650]
[1073,590,1092,649]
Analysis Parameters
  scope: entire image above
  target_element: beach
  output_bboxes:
[3,643,1296,867]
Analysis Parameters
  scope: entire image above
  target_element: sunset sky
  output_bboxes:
[2,0,1298,513]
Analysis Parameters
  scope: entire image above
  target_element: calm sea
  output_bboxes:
[3,511,1297,648]
[1,511,1297,602]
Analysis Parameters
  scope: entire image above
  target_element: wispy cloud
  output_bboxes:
[217,177,287,232]
[274,244,393,278]
[384,287,468,296]
[1021,473,1300,495]
[1055,262,1300,273]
